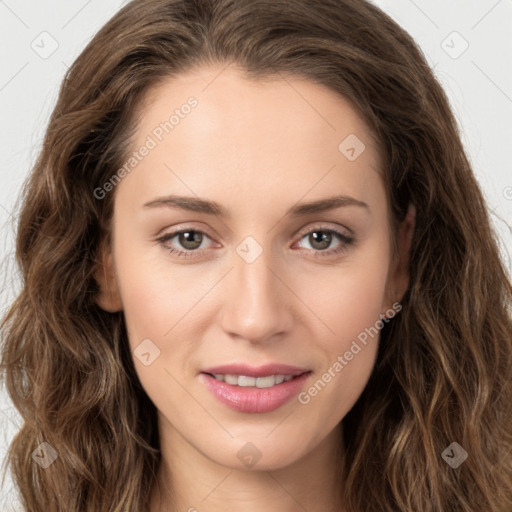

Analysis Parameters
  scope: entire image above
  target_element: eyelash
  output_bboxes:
[156,225,355,260]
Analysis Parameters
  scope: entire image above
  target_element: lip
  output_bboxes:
[199,364,311,414]
[201,363,309,378]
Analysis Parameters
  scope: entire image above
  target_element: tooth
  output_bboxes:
[216,374,296,387]
[224,374,239,385]
[238,375,256,387]
[256,375,276,388]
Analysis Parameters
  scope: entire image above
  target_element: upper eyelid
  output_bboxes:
[295,223,352,238]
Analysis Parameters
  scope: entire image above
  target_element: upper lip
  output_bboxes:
[201,363,310,378]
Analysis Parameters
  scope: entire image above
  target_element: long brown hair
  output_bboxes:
[1,0,511,510]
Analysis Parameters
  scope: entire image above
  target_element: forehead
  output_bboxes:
[137,64,379,153]
[117,64,385,217]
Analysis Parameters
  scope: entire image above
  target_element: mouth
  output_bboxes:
[199,364,311,413]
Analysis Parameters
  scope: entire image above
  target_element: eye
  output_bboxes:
[157,225,355,260]
[157,229,214,259]
[293,225,355,258]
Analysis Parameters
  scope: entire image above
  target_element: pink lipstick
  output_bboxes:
[200,364,311,413]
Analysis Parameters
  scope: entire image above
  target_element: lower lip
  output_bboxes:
[200,372,311,413]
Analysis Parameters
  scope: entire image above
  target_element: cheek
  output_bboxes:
[112,238,204,347]
[118,272,174,347]
[304,239,391,349]
[296,240,391,409]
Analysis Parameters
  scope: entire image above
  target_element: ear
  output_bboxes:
[382,203,415,315]
[94,240,123,312]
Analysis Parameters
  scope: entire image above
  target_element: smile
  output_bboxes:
[207,373,297,387]
[200,370,311,413]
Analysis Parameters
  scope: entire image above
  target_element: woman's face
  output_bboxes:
[96,63,412,471]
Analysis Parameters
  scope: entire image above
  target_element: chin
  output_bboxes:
[199,432,316,472]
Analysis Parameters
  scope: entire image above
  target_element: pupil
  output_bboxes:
[311,231,330,250]
[180,231,202,249]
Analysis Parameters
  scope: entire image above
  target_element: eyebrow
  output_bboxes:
[143,194,370,217]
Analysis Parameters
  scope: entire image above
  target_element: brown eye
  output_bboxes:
[176,231,203,250]
[296,227,354,256]
[157,228,213,259]
[307,230,333,251]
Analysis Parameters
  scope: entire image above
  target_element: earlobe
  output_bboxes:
[94,244,123,312]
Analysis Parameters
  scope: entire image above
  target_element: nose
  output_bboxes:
[218,243,295,344]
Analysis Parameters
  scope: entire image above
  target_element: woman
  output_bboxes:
[1,0,511,510]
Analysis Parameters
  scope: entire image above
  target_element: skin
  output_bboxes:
[95,63,415,512]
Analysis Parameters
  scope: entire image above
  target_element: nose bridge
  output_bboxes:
[219,235,292,342]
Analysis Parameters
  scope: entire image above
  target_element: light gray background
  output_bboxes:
[1,0,511,508]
